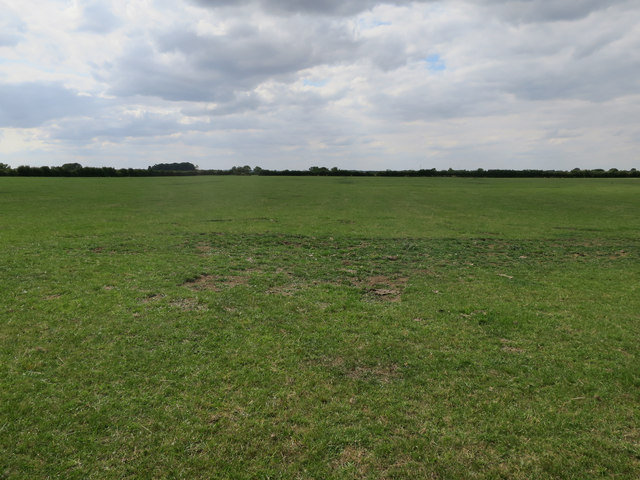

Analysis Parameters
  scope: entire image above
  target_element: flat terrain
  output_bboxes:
[1,176,639,479]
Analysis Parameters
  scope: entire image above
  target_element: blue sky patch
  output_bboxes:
[358,18,392,29]
[303,79,328,87]
[425,54,446,72]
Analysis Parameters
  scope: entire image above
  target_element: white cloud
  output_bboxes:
[1,0,639,169]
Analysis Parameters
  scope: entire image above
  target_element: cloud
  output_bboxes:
[106,17,361,103]
[479,0,632,23]
[0,5,27,46]
[191,0,631,21]
[50,111,194,142]
[0,83,100,128]
[77,1,121,34]
[190,0,432,17]
[2,0,640,170]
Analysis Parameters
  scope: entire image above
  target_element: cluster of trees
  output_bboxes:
[1,162,638,178]
[248,167,640,178]
[372,167,640,178]
[149,162,198,172]
[0,162,200,177]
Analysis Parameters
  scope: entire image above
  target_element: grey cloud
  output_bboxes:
[108,19,360,103]
[181,92,263,117]
[480,0,632,23]
[50,111,195,142]
[490,17,640,102]
[50,100,270,143]
[191,0,429,16]
[77,1,121,33]
[0,32,23,47]
[190,0,629,20]
[106,43,233,102]
[362,36,412,71]
[104,0,640,131]
[0,83,100,128]
[372,80,507,122]
[0,5,27,46]
[506,58,640,103]
[161,20,359,76]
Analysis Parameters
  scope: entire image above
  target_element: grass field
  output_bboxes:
[1,176,639,479]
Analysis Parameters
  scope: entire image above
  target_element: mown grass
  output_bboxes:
[1,176,639,479]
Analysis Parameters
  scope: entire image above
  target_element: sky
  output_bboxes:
[1,0,639,171]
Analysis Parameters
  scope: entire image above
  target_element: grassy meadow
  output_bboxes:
[1,176,639,479]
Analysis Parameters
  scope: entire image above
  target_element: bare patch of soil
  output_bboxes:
[265,285,298,296]
[140,293,165,304]
[91,246,115,254]
[354,275,408,302]
[609,250,629,259]
[500,338,524,353]
[195,243,213,255]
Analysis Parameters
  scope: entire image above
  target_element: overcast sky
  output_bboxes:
[1,0,639,170]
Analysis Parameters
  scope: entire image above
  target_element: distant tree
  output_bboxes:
[149,162,197,172]
[0,163,10,175]
[230,165,252,175]
[61,163,83,172]
[309,166,329,175]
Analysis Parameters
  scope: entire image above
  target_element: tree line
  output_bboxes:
[1,162,638,178]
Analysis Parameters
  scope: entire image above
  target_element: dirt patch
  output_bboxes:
[609,250,629,259]
[371,288,398,297]
[184,274,249,291]
[195,243,213,255]
[91,246,115,254]
[354,275,408,302]
[500,338,524,353]
[140,293,165,304]
[460,310,487,319]
[265,285,298,296]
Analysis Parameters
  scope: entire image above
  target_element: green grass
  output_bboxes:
[1,176,639,479]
